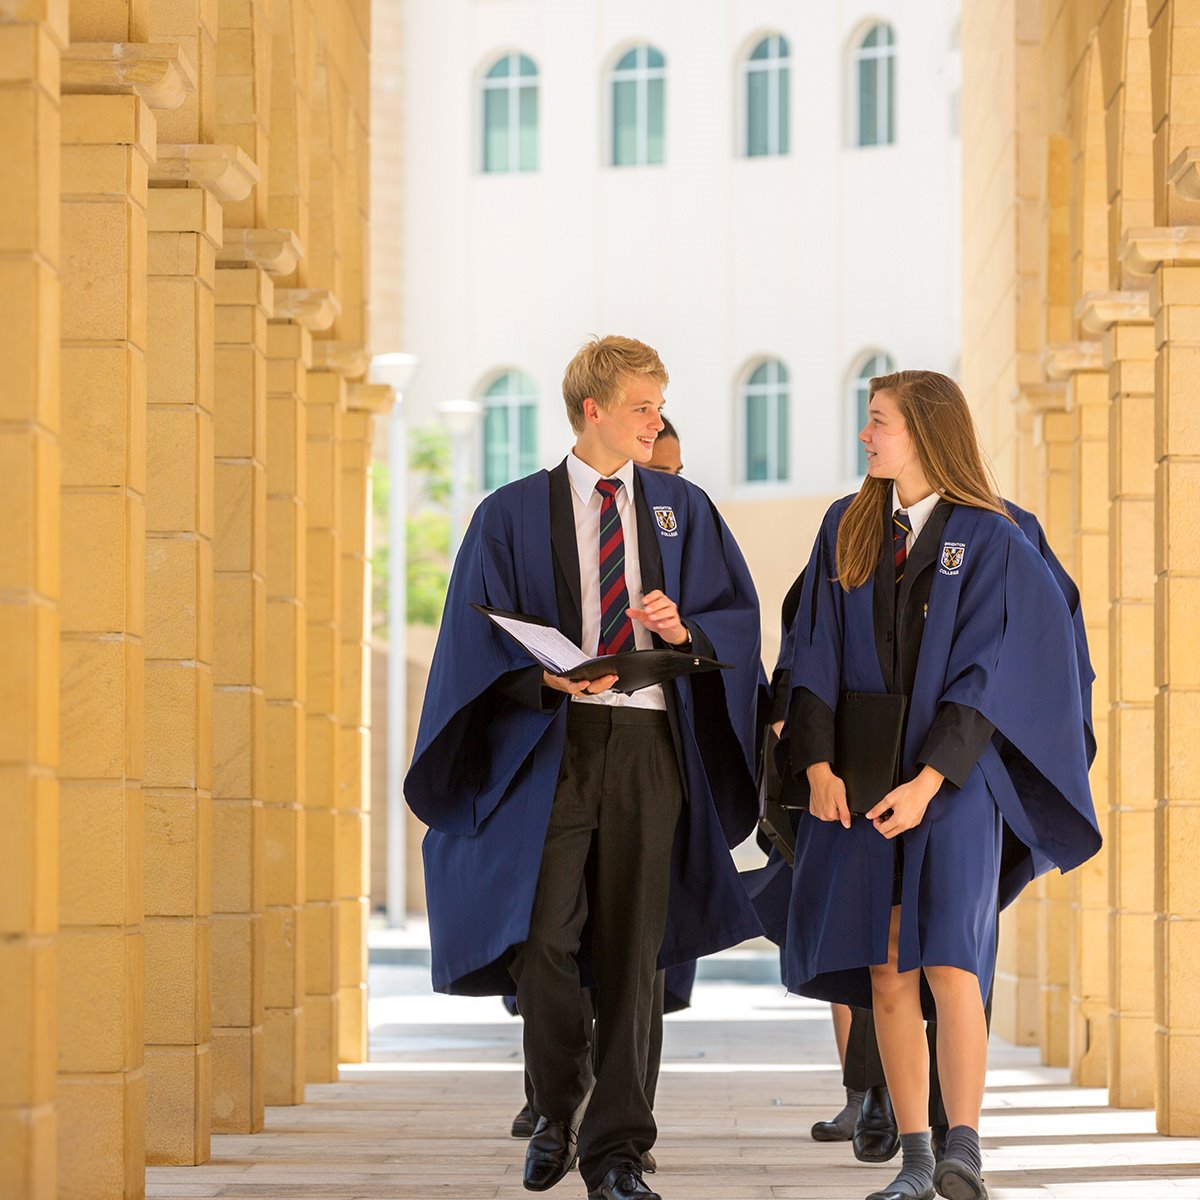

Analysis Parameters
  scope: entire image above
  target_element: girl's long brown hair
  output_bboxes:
[836,370,1013,590]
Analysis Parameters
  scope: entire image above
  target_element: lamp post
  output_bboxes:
[370,352,419,929]
[437,398,483,562]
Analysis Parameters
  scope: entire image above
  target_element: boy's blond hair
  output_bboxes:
[562,335,669,433]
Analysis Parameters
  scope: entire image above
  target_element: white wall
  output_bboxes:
[396,0,962,508]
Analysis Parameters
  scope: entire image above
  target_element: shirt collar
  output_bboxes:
[567,451,634,505]
[891,484,942,543]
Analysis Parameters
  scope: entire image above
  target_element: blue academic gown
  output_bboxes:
[778,498,1102,1014]
[405,461,765,995]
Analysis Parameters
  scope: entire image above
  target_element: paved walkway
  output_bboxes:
[147,966,1200,1200]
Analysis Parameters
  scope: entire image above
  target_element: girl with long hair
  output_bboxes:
[780,371,1100,1200]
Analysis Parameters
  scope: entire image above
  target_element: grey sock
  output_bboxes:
[944,1125,982,1177]
[881,1131,935,1197]
[825,1087,865,1135]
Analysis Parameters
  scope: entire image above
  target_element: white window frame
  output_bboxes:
[609,45,666,167]
[481,53,538,174]
[742,34,790,158]
[851,23,896,148]
[740,358,790,484]
[481,371,537,489]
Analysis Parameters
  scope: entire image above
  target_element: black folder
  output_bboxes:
[834,691,909,816]
[471,604,732,695]
[757,725,796,865]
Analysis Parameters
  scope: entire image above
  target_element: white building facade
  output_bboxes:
[394,0,962,630]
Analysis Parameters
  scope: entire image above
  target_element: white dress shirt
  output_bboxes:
[891,485,942,556]
[566,452,666,711]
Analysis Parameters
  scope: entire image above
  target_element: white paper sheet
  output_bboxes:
[487,613,590,674]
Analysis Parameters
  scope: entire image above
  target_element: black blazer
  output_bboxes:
[788,493,994,790]
[495,460,715,712]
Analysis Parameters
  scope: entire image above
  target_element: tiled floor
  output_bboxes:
[146,970,1200,1200]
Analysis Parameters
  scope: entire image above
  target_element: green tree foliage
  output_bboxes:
[370,424,452,635]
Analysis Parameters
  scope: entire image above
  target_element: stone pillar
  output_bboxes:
[1149,257,1200,1135]
[1031,368,1081,1068]
[143,186,220,1164]
[1095,295,1157,1109]
[337,386,389,1062]
[305,367,343,1081]
[210,267,271,1133]
[993,386,1061,1049]
[58,90,153,1200]
[0,6,65,1197]
[1057,338,1111,1088]
[263,320,311,1105]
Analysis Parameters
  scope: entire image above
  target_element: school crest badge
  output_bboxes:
[653,506,678,537]
[939,542,966,574]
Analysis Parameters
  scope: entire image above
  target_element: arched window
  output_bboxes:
[851,351,895,474]
[482,371,537,489]
[741,359,790,483]
[853,23,896,147]
[744,35,790,157]
[482,53,538,173]
[611,45,666,167]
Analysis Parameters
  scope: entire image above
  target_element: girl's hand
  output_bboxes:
[807,762,851,829]
[866,766,945,839]
[542,671,619,696]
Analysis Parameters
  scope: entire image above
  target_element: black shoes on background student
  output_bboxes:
[512,1102,538,1139]
[853,1085,901,1162]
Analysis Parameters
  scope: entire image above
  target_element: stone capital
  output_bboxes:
[271,289,340,332]
[1118,227,1200,277]
[151,144,260,202]
[217,228,305,275]
[1041,341,1105,380]
[347,383,395,415]
[1017,381,1068,412]
[62,42,197,110]
[1074,290,1152,333]
[1167,147,1200,202]
[312,341,369,379]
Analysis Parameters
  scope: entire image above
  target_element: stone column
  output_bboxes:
[1090,291,1157,1109]
[337,384,390,1062]
[263,318,312,1105]
[0,5,65,1197]
[1147,252,1200,1135]
[143,185,221,1165]
[305,367,343,1081]
[1053,336,1111,1088]
[58,90,153,1200]
[1030,366,1082,1068]
[210,266,272,1133]
[993,385,1061,1049]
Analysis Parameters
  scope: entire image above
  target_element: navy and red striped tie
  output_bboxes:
[595,479,635,655]
[893,508,911,587]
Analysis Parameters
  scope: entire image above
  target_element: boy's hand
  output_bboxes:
[627,589,690,646]
[542,671,619,696]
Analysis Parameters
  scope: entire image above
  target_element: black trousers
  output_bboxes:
[843,984,996,1126]
[510,705,682,1189]
[522,970,667,1114]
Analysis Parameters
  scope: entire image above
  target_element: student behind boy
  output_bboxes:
[406,337,763,1200]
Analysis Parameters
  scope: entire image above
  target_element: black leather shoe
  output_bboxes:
[866,1186,934,1200]
[931,1122,948,1163]
[523,1117,578,1192]
[853,1085,900,1163]
[512,1102,537,1138]
[933,1158,989,1200]
[640,1150,656,1173]
[586,1163,661,1200]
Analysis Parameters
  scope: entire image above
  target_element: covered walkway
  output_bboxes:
[146,963,1200,1200]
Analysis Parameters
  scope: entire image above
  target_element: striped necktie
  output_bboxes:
[893,508,911,587]
[595,478,635,655]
